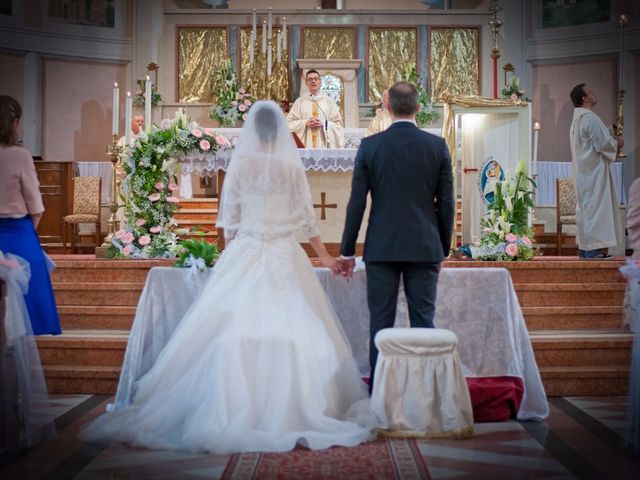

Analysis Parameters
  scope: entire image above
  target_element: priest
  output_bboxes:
[287,70,344,148]
[366,89,392,136]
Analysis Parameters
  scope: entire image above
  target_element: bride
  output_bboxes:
[80,101,374,453]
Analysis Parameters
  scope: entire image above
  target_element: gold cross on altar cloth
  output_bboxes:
[313,192,337,220]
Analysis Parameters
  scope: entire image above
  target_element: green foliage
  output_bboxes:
[133,79,162,107]
[501,76,530,102]
[174,238,220,269]
[209,59,254,126]
[402,66,439,126]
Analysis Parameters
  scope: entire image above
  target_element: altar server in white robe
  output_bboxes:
[569,83,622,259]
[287,70,344,148]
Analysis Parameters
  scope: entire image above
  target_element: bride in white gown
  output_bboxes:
[80,101,374,454]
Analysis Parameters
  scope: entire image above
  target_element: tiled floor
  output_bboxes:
[1,395,639,479]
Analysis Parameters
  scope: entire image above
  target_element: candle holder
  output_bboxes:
[615,89,626,158]
[96,135,124,257]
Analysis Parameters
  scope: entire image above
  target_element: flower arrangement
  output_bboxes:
[209,59,253,126]
[174,238,220,272]
[133,79,162,107]
[403,66,439,126]
[107,109,232,259]
[501,76,529,102]
[466,160,537,261]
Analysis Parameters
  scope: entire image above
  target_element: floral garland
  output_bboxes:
[464,160,537,261]
[403,66,439,126]
[108,110,231,259]
[501,76,530,102]
[133,79,162,107]
[209,59,254,126]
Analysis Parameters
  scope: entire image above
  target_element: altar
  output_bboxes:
[109,264,548,421]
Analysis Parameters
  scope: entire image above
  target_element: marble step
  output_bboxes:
[173,208,218,221]
[516,283,625,307]
[58,305,137,330]
[43,365,120,395]
[172,219,217,230]
[178,198,218,210]
[530,330,632,368]
[37,330,128,368]
[539,366,629,396]
[49,257,172,283]
[53,282,144,306]
[521,306,623,330]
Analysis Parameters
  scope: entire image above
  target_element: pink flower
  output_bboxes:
[244,99,252,106]
[199,139,211,151]
[122,232,134,244]
[521,236,532,247]
[122,244,133,256]
[148,193,161,202]
[231,100,238,106]
[505,233,517,243]
[191,128,203,138]
[505,243,519,257]
[242,113,248,122]
[238,88,245,94]
[168,182,180,192]
[135,218,146,227]
[135,88,143,96]
[154,181,164,190]
[204,128,214,136]
[510,93,518,101]
[149,226,162,233]
[138,235,151,246]
[166,196,179,203]
[238,104,247,112]
[115,229,127,239]
[215,135,229,146]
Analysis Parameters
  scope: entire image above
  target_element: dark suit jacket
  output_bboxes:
[340,121,455,263]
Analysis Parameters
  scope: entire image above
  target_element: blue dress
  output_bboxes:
[0,216,61,335]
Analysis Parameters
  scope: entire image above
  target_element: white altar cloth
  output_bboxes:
[110,265,548,421]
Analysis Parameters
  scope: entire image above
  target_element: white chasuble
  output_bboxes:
[570,108,622,251]
[365,109,392,137]
[287,93,344,148]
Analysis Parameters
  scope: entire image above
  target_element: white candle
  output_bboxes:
[532,122,541,177]
[112,82,119,135]
[125,92,132,146]
[276,32,282,63]
[267,42,272,77]
[262,20,267,54]
[619,25,625,90]
[268,7,272,39]
[249,31,255,65]
[145,75,152,130]
[252,9,257,36]
[282,17,287,50]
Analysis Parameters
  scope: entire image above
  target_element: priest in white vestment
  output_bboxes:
[366,89,392,137]
[287,69,344,148]
[569,83,622,258]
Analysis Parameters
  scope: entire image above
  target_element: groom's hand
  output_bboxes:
[337,256,356,281]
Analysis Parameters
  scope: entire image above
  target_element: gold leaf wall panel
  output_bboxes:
[368,28,417,102]
[239,28,289,102]
[178,27,228,103]
[302,28,354,59]
[430,28,479,101]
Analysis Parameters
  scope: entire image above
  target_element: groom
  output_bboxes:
[337,81,455,390]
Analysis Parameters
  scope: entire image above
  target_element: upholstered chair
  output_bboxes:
[63,177,102,253]
[556,178,577,255]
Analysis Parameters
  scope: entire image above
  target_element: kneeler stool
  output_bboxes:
[371,328,474,439]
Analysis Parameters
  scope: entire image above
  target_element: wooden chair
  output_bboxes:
[556,177,577,255]
[63,176,102,253]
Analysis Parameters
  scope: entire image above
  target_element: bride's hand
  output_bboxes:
[320,255,338,272]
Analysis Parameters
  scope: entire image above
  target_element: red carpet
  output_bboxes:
[221,438,430,479]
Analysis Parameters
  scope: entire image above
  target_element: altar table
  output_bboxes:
[110,265,548,421]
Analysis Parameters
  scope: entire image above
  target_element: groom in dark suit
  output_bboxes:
[338,81,455,390]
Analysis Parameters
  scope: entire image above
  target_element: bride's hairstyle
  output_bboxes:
[254,106,278,145]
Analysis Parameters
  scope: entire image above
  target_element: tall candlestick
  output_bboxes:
[252,9,257,37]
[618,14,628,90]
[249,30,255,65]
[267,41,272,77]
[276,32,282,63]
[282,17,287,50]
[532,122,540,177]
[125,92,132,146]
[112,82,119,135]
[262,20,267,53]
[144,75,152,130]
[268,7,272,39]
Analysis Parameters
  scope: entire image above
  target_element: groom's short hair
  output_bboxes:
[389,82,418,116]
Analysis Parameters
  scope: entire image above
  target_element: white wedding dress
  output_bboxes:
[80,102,373,454]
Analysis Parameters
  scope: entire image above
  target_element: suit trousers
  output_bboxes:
[365,261,440,391]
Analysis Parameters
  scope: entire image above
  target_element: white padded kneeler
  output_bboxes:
[371,328,474,438]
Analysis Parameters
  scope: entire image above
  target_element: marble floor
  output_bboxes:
[1,395,639,479]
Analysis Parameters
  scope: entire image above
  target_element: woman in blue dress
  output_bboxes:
[0,95,60,335]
